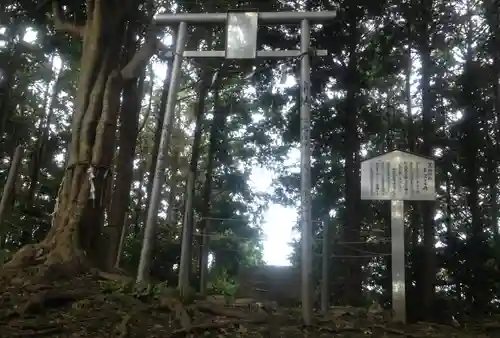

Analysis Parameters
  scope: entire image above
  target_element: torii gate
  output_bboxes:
[138,9,337,325]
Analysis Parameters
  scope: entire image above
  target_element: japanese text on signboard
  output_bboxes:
[362,154,435,201]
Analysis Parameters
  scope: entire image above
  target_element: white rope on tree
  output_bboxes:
[87,166,96,205]
[50,176,65,228]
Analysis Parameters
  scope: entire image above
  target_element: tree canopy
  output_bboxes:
[1,0,500,336]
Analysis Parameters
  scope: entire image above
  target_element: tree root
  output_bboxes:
[11,327,63,337]
[18,289,92,315]
[3,245,44,270]
[159,298,192,328]
[372,324,421,337]
[196,302,266,320]
[113,297,275,338]
[317,324,421,337]
[116,313,133,338]
[168,318,268,337]
[114,298,193,338]
[1,243,90,284]
[91,269,133,283]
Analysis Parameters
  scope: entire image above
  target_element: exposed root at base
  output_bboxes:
[91,269,133,283]
[114,298,193,338]
[18,289,93,316]
[1,244,90,282]
[168,318,268,337]
[10,327,63,337]
[116,313,133,338]
[113,297,272,338]
[1,245,45,273]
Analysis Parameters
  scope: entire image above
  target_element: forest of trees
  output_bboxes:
[1,0,500,332]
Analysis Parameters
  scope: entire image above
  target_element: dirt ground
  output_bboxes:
[0,269,498,337]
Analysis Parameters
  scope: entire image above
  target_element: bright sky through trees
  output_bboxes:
[250,165,297,266]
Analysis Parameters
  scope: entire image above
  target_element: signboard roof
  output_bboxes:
[360,150,436,201]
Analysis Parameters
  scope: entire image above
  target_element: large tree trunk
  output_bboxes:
[105,17,147,269]
[106,68,146,270]
[199,86,225,294]
[178,70,211,289]
[462,1,488,314]
[6,1,158,273]
[342,7,362,306]
[417,0,436,318]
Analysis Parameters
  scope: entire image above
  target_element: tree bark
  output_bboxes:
[199,86,225,295]
[0,146,23,247]
[415,0,437,318]
[22,61,61,245]
[26,69,59,208]
[342,7,362,306]
[106,68,146,270]
[104,15,147,269]
[166,113,182,226]
[133,157,146,236]
[489,0,500,241]
[115,212,128,268]
[6,1,159,273]
[0,25,24,143]
[178,70,212,290]
[145,59,173,218]
[462,1,488,313]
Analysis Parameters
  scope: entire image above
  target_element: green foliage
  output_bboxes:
[98,279,198,304]
[4,0,500,323]
[207,268,240,298]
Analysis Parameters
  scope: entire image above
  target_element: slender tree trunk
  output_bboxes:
[115,212,128,268]
[178,70,212,289]
[405,30,415,154]
[139,64,155,133]
[106,68,146,269]
[26,73,59,207]
[490,0,500,241]
[404,35,422,311]
[342,8,362,306]
[462,1,488,313]
[145,60,173,215]
[105,17,147,269]
[22,62,61,245]
[133,158,146,236]
[487,136,497,239]
[166,113,181,226]
[199,87,225,295]
[444,175,453,238]
[417,0,436,317]
[0,26,24,142]
[0,146,23,248]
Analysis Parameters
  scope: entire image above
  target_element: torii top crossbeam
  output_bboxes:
[154,11,337,24]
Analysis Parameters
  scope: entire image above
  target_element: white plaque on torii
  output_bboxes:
[360,150,436,324]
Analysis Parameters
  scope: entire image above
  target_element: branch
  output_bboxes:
[51,1,84,37]
[121,40,167,80]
